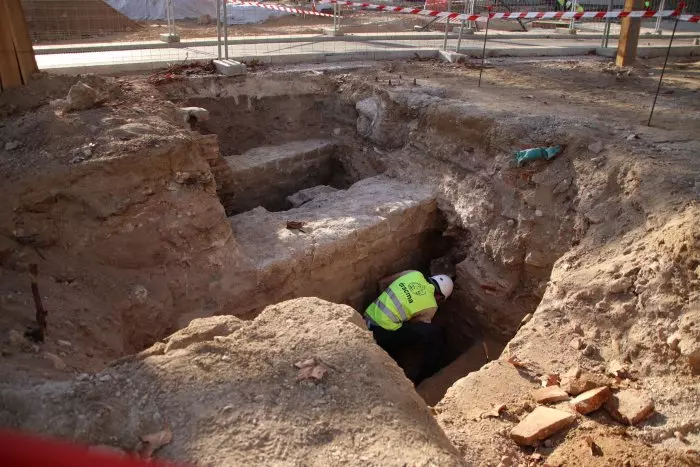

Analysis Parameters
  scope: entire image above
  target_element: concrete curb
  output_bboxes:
[596,45,699,58]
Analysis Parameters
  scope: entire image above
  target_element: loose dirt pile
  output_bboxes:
[1,297,464,466]
[0,57,699,466]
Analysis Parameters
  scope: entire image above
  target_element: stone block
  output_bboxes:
[510,406,576,446]
[159,33,181,43]
[570,386,611,415]
[605,390,654,425]
[561,372,610,396]
[323,28,344,36]
[439,50,468,64]
[532,386,570,404]
[214,59,247,76]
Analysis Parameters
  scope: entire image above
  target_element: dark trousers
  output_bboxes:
[372,322,444,385]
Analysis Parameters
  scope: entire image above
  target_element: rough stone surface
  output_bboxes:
[561,372,610,396]
[286,185,339,208]
[605,390,655,426]
[66,82,97,111]
[532,385,570,404]
[176,107,210,127]
[510,406,577,446]
[570,386,611,414]
[217,139,339,214]
[0,298,465,466]
[228,176,438,316]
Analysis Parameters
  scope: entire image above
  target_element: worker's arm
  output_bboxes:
[377,270,417,292]
[410,306,438,324]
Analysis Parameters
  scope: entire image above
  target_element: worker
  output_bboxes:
[364,270,454,385]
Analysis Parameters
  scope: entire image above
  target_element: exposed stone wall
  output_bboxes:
[216,139,340,214]
[227,176,439,317]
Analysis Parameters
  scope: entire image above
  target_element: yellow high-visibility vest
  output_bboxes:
[365,271,437,331]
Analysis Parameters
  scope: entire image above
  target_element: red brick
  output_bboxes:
[571,386,611,415]
[531,386,570,404]
[605,390,654,425]
[510,406,577,446]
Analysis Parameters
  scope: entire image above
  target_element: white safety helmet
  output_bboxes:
[431,274,454,299]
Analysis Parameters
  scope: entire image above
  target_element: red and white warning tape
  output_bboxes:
[320,0,700,23]
[227,1,334,17]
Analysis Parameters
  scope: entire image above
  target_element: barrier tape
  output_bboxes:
[227,1,334,17]
[319,1,700,23]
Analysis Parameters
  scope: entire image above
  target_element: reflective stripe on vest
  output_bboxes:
[385,287,409,321]
[373,298,401,323]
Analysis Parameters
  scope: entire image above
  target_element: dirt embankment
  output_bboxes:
[335,62,700,465]
[1,297,465,466]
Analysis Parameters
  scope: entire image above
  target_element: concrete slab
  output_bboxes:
[214,59,247,76]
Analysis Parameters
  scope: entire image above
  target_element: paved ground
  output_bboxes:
[34,30,700,73]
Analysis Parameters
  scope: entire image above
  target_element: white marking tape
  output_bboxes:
[319,0,700,23]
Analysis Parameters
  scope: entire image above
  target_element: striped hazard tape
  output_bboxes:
[227,1,334,17]
[319,0,700,23]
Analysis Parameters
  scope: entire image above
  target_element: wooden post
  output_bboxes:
[616,0,644,67]
[0,6,23,90]
[4,0,38,84]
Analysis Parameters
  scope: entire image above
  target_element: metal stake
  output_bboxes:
[223,0,229,59]
[647,5,682,126]
[216,0,222,59]
[478,9,492,88]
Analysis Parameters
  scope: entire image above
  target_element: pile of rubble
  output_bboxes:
[510,367,654,449]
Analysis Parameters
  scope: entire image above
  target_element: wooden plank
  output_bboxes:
[616,0,644,67]
[0,6,23,90]
[5,0,38,84]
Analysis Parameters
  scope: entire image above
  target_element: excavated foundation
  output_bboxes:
[151,78,560,401]
[1,73,562,401]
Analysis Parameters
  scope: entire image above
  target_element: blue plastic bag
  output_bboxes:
[515,145,562,167]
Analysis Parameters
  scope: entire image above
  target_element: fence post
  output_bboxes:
[654,0,666,34]
[569,0,576,33]
[217,0,222,59]
[223,0,229,59]
[602,0,613,47]
[333,2,338,34]
[442,0,452,51]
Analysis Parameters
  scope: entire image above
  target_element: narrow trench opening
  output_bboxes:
[163,83,544,406]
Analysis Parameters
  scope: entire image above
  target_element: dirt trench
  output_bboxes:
[1,60,699,466]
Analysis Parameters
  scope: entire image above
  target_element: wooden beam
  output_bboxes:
[0,6,23,90]
[616,0,644,67]
[4,0,38,84]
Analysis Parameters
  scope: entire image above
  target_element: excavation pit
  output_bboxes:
[155,77,553,401]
